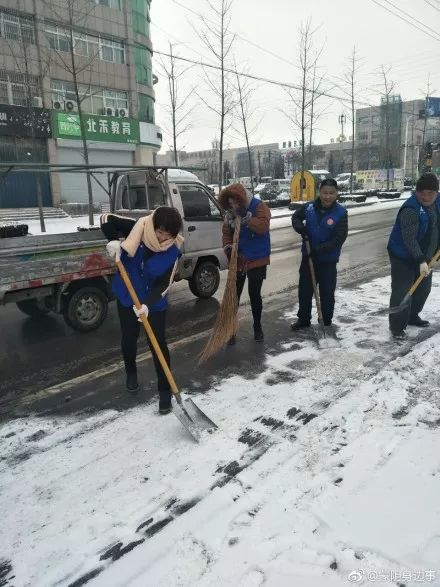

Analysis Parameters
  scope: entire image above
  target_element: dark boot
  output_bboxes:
[291,319,311,331]
[126,372,139,393]
[159,391,172,415]
[408,315,430,327]
[391,329,407,340]
[254,327,264,342]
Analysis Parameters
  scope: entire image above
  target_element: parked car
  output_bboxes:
[335,172,356,190]
[254,182,271,195]
[270,179,292,193]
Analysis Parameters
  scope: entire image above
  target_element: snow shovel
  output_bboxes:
[389,248,440,315]
[304,237,327,339]
[116,260,217,442]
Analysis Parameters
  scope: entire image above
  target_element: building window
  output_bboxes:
[357,132,369,141]
[51,80,128,114]
[134,44,152,85]
[132,0,151,37]
[138,93,154,123]
[0,9,34,44]
[92,0,121,9]
[0,71,40,106]
[45,25,125,64]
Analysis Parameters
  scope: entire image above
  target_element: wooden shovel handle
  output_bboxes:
[304,238,324,325]
[116,260,179,395]
[408,248,440,297]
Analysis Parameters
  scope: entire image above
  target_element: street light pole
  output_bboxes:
[338,114,346,173]
[338,114,346,141]
[403,114,416,184]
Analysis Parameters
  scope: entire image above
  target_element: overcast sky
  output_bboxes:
[150,0,440,153]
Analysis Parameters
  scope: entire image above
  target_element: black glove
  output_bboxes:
[297,225,308,237]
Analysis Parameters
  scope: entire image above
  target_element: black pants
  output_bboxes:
[297,257,337,324]
[388,253,432,332]
[236,265,267,329]
[117,302,171,404]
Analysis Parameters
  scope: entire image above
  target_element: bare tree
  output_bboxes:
[418,75,435,174]
[378,65,397,190]
[42,0,101,225]
[158,43,195,166]
[233,66,260,193]
[343,46,362,194]
[307,60,327,170]
[195,0,235,191]
[285,19,324,192]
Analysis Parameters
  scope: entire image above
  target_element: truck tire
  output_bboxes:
[16,299,51,317]
[188,261,220,298]
[63,286,108,332]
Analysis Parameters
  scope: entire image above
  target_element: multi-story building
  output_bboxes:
[157,142,281,185]
[356,97,440,179]
[0,0,162,207]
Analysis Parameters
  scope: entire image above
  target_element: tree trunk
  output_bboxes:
[350,56,355,195]
[170,44,178,167]
[218,3,225,192]
[69,24,94,225]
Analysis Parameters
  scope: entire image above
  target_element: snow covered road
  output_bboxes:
[1,275,440,586]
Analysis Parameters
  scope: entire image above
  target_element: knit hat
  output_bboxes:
[416,172,439,192]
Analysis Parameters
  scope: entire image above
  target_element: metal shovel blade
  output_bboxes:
[183,397,218,432]
[171,395,218,442]
[389,293,411,315]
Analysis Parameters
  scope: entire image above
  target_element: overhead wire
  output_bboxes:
[368,0,440,42]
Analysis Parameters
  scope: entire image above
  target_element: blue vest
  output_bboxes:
[238,197,271,261]
[302,201,347,262]
[112,243,180,310]
[388,193,440,259]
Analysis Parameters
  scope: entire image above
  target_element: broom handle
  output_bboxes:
[116,260,179,396]
[406,248,440,297]
[304,238,325,325]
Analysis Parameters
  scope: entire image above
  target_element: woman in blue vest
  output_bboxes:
[101,207,183,414]
[219,183,271,343]
[387,172,440,339]
[291,178,348,330]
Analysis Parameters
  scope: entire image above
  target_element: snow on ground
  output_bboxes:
[24,215,103,236]
[1,275,440,587]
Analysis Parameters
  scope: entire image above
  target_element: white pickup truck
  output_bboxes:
[0,168,227,332]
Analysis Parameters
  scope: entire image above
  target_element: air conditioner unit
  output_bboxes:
[117,108,128,118]
[101,107,116,116]
[52,99,65,110]
[65,100,78,112]
[33,96,43,108]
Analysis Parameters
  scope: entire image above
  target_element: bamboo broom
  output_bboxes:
[198,220,241,364]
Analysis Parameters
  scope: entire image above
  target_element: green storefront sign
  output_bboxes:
[54,112,139,144]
